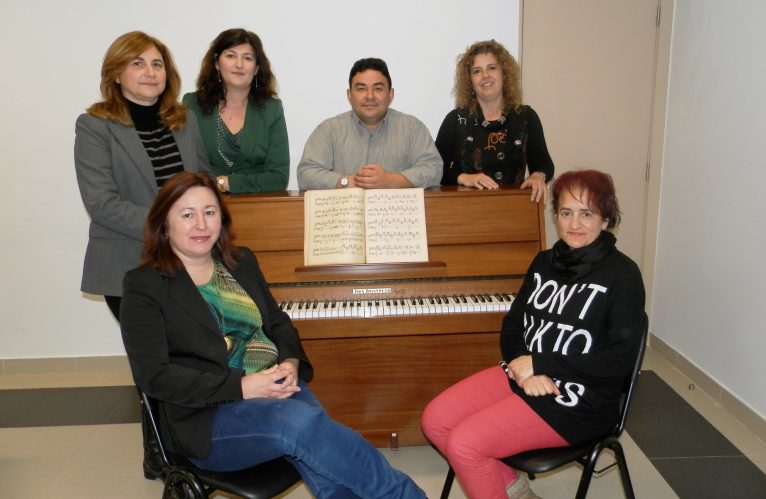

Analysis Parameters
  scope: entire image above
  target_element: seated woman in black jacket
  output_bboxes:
[120,171,426,498]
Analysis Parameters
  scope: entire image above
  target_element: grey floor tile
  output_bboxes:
[629,404,742,458]
[651,456,766,499]
[0,386,139,427]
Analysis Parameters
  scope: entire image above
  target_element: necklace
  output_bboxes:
[215,114,242,169]
[481,109,507,128]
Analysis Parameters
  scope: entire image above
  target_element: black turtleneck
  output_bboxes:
[127,100,184,186]
[127,100,162,131]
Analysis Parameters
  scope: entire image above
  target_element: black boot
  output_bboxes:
[141,401,166,481]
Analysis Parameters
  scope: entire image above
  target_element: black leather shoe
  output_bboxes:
[140,395,166,481]
[143,450,166,481]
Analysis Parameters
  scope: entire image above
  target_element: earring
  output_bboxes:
[216,69,222,83]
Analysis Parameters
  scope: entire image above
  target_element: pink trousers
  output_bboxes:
[422,366,568,499]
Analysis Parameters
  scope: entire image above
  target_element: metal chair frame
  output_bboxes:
[139,391,302,499]
[440,313,649,499]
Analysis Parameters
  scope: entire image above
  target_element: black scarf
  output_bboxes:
[551,230,617,282]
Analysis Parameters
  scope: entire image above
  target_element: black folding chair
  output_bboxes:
[440,313,649,499]
[139,391,302,499]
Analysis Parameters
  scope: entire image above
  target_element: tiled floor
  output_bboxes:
[626,372,766,498]
[0,347,764,498]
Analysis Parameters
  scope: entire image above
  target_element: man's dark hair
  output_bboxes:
[348,58,392,88]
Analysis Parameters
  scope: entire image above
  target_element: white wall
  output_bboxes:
[0,0,519,358]
[652,0,766,417]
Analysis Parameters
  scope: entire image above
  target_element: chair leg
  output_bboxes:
[574,444,604,499]
[611,441,636,499]
[440,466,455,499]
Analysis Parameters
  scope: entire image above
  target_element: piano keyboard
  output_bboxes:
[279,294,514,320]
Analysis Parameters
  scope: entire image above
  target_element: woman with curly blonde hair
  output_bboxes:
[436,40,554,202]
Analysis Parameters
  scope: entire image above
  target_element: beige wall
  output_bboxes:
[519,0,662,267]
[521,0,765,422]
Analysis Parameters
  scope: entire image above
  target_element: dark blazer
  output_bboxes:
[120,248,313,458]
[74,111,212,296]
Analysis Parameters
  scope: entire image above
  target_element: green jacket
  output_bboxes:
[183,93,289,193]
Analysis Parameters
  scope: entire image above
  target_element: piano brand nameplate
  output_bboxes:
[352,287,392,295]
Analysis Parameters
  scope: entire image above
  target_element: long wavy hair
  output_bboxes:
[192,28,278,114]
[87,31,186,130]
[453,40,522,118]
[140,172,242,274]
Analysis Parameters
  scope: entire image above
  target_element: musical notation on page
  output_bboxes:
[303,188,429,266]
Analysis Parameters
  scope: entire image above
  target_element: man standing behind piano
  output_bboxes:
[297,58,443,190]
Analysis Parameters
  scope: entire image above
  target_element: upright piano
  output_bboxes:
[227,186,546,447]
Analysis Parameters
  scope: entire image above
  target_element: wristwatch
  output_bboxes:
[339,175,349,188]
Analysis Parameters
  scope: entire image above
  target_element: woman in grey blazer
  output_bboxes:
[74,31,211,320]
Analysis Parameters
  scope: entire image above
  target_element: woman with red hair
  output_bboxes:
[422,170,645,498]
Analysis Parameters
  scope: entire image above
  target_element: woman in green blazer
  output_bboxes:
[183,29,289,194]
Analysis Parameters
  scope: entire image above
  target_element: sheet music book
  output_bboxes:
[303,188,429,266]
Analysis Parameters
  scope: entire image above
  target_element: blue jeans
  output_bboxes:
[190,382,425,499]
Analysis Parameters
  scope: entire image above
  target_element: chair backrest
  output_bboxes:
[612,312,649,438]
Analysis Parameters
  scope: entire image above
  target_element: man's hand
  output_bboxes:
[354,164,412,189]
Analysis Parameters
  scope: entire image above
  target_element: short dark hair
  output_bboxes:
[348,58,392,88]
[140,172,241,273]
[551,170,622,229]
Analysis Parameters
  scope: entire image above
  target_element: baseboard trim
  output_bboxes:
[4,345,765,444]
[1,355,130,376]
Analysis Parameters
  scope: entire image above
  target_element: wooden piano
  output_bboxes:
[227,186,546,447]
